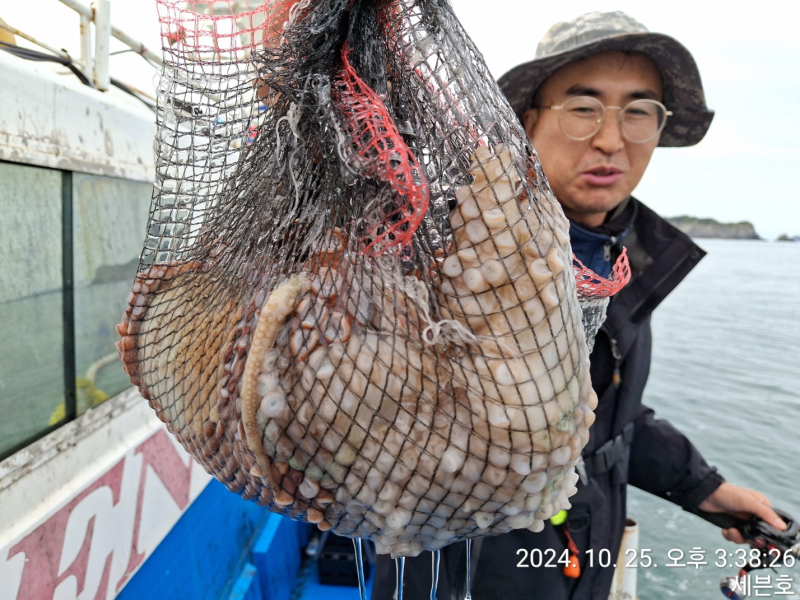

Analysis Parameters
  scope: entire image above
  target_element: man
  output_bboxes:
[372,11,785,600]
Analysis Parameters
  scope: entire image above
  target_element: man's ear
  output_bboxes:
[522,109,540,139]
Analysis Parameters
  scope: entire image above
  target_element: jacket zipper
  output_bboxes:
[610,337,622,388]
[603,235,618,263]
[602,249,698,440]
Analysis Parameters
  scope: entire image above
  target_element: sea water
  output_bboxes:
[628,239,800,598]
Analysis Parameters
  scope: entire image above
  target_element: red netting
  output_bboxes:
[571,249,631,353]
[159,0,294,55]
[573,248,632,299]
[332,42,430,255]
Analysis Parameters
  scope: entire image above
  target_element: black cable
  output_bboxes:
[110,77,157,111]
[0,39,93,86]
[0,39,156,112]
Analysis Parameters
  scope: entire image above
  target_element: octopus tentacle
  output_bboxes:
[241,275,308,503]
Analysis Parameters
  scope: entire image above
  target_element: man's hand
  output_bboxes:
[698,482,787,543]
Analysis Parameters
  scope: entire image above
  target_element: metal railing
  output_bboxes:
[0,0,162,92]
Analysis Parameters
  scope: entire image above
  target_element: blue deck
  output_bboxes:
[119,479,373,600]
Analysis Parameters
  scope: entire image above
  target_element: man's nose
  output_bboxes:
[592,113,625,155]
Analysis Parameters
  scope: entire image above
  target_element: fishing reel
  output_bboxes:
[693,508,800,599]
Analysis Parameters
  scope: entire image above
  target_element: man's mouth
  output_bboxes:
[582,166,623,186]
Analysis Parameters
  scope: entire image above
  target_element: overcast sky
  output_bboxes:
[3,0,799,238]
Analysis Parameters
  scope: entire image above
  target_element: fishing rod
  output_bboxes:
[692,508,800,599]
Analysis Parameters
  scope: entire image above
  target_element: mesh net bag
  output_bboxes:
[117,0,629,557]
[573,248,630,353]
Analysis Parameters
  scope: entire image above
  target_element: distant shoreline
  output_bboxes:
[666,215,761,240]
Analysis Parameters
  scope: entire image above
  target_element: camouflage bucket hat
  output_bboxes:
[498,11,714,147]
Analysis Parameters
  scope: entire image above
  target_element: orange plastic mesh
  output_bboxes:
[332,43,430,255]
[573,248,631,299]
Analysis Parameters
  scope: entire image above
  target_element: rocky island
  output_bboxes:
[666,216,761,240]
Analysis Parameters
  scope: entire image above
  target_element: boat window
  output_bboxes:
[0,162,151,459]
[73,173,151,416]
[0,162,67,457]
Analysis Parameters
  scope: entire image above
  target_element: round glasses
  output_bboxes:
[541,96,673,143]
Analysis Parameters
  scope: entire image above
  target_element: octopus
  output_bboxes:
[117,143,597,557]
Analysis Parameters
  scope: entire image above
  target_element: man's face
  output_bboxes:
[524,51,663,227]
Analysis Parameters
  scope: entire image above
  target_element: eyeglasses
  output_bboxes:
[539,96,673,143]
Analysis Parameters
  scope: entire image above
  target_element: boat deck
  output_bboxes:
[117,477,375,600]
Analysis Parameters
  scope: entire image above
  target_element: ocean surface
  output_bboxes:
[626,239,800,599]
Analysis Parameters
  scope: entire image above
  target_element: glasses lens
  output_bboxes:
[559,96,604,140]
[621,100,667,142]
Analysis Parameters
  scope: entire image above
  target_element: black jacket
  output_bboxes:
[372,197,725,600]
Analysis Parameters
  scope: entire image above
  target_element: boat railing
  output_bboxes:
[0,0,162,92]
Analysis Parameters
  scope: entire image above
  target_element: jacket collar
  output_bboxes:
[601,196,706,357]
